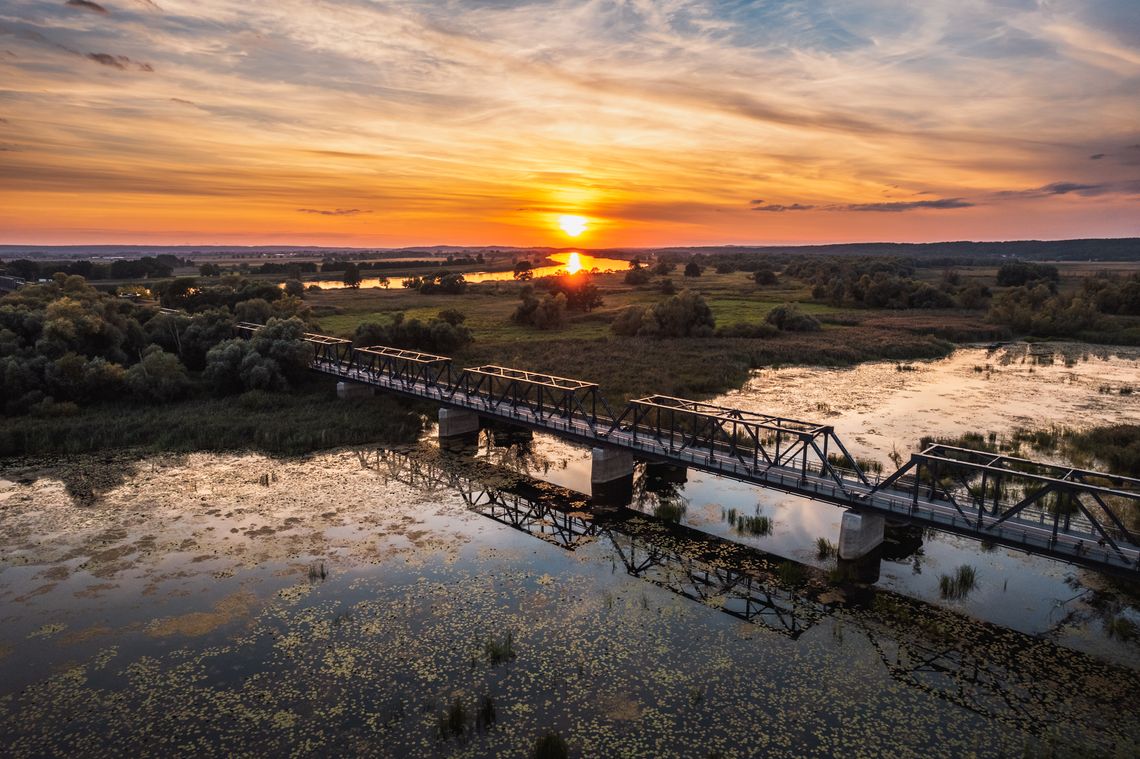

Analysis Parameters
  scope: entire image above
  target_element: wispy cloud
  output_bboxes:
[833,198,975,212]
[751,201,815,212]
[997,181,1140,198]
[86,53,153,71]
[297,208,372,216]
[65,0,108,14]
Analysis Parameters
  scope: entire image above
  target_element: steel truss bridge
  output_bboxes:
[368,447,1138,746]
[237,322,1140,578]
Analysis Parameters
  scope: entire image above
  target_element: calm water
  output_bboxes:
[1,342,1138,757]
[296,251,630,290]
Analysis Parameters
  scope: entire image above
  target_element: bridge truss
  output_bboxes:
[234,323,1140,577]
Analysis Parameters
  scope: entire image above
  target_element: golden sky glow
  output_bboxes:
[0,1,1138,247]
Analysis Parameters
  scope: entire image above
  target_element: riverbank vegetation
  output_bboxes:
[0,276,424,457]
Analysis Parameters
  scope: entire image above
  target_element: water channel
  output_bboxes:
[1,342,1137,756]
[297,251,630,290]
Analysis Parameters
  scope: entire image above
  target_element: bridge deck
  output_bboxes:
[306,352,1140,578]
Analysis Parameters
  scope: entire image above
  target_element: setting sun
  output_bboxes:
[558,215,589,237]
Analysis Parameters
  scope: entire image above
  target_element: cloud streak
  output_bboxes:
[65,0,108,13]
[297,208,372,216]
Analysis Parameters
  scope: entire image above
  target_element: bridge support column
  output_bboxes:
[591,447,635,507]
[336,381,374,400]
[838,510,885,561]
[438,408,480,438]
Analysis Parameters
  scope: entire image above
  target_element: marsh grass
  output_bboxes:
[307,561,327,583]
[816,537,837,559]
[475,695,497,731]
[777,561,805,588]
[532,732,569,759]
[484,631,516,665]
[939,565,978,600]
[737,514,772,536]
[653,499,687,523]
[438,696,468,740]
[0,382,425,458]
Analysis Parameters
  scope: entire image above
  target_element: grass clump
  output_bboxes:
[737,514,772,536]
[777,561,805,588]
[438,696,468,740]
[653,499,687,524]
[484,631,516,665]
[938,564,978,599]
[816,537,837,559]
[532,732,569,759]
[475,695,497,731]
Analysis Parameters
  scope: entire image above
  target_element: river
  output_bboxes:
[296,251,631,290]
[1,341,1137,756]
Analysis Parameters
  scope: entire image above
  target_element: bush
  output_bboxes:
[753,268,778,286]
[353,312,473,352]
[126,346,191,402]
[511,288,567,330]
[611,289,715,338]
[624,267,652,286]
[684,261,702,277]
[766,304,821,332]
[997,261,1059,287]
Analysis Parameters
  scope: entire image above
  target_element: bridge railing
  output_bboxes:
[609,395,871,494]
[873,445,1140,561]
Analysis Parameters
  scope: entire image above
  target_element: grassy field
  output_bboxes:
[303,270,992,403]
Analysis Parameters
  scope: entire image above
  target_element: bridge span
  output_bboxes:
[237,322,1140,578]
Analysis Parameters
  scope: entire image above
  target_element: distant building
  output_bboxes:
[0,275,26,294]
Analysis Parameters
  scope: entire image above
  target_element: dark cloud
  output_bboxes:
[66,0,108,13]
[998,182,1112,198]
[297,208,372,216]
[751,201,814,212]
[87,52,153,71]
[1090,153,1106,160]
[836,198,974,212]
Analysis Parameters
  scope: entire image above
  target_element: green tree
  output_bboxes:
[126,346,191,401]
[343,263,362,289]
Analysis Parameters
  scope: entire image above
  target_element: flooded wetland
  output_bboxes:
[2,342,1139,757]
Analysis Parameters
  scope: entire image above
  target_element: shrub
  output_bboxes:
[511,288,567,330]
[753,268,778,286]
[766,304,821,332]
[126,346,191,402]
[353,313,473,352]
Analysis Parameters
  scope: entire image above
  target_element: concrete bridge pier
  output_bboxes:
[592,447,635,507]
[336,381,374,400]
[438,408,481,452]
[838,510,885,561]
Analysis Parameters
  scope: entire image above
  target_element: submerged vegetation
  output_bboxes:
[939,565,979,600]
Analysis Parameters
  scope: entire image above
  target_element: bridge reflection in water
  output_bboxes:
[363,445,1138,749]
[235,322,1140,578]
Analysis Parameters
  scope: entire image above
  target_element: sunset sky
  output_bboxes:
[1,0,1137,247]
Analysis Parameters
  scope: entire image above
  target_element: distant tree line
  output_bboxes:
[0,255,185,282]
